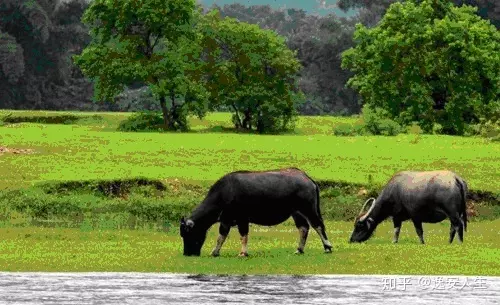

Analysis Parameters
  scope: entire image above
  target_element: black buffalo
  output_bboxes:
[349,170,468,244]
[180,168,333,256]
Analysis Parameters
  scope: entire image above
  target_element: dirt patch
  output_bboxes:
[467,201,478,217]
[0,146,35,155]
[357,187,369,197]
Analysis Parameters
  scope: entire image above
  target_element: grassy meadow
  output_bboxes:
[0,220,499,275]
[0,109,499,275]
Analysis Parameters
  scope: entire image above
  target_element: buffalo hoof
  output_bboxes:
[238,252,249,257]
[324,247,333,254]
[294,249,304,255]
[392,240,398,244]
[211,252,220,257]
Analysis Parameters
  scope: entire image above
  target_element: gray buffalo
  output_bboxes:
[180,168,333,257]
[349,170,468,244]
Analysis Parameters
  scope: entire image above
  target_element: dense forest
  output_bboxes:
[0,0,499,117]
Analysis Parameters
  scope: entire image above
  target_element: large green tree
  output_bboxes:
[341,0,500,135]
[73,0,208,130]
[200,10,304,133]
[215,4,361,116]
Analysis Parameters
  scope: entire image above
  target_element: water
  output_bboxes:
[0,273,499,304]
[199,0,354,17]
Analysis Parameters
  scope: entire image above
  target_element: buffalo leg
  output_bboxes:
[393,218,402,243]
[449,216,464,244]
[440,203,464,244]
[457,223,464,243]
[298,210,332,253]
[412,220,425,244]
[211,222,231,257]
[292,213,310,254]
[313,224,332,253]
[449,225,456,243]
[237,221,250,257]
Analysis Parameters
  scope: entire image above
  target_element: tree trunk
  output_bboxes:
[170,89,177,130]
[231,102,243,129]
[159,95,169,129]
[243,108,252,129]
[256,109,264,134]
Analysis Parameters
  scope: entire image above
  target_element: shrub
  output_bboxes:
[476,118,500,141]
[432,123,443,135]
[407,123,423,135]
[125,193,198,225]
[2,189,82,218]
[333,122,366,136]
[362,105,402,136]
[118,111,164,132]
[2,114,81,125]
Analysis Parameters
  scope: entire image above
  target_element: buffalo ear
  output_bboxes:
[180,217,186,225]
[186,219,195,228]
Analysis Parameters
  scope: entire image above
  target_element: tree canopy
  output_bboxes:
[342,0,500,134]
[200,10,304,133]
[73,0,208,130]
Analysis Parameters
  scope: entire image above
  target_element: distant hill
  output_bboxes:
[198,0,356,17]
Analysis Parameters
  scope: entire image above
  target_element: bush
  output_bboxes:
[118,111,164,132]
[2,114,83,125]
[125,194,197,225]
[476,118,500,141]
[432,123,443,135]
[0,113,10,126]
[406,123,423,135]
[333,122,366,136]
[1,189,82,218]
[362,105,402,136]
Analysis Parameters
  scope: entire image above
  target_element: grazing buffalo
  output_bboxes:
[180,168,333,257]
[349,170,468,244]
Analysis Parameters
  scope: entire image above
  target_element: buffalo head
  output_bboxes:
[180,217,207,256]
[349,198,377,243]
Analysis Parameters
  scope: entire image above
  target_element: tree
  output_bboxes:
[200,10,304,133]
[341,0,500,135]
[214,4,362,116]
[0,0,93,110]
[338,0,500,29]
[73,0,208,130]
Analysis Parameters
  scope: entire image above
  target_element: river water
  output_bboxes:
[0,273,498,304]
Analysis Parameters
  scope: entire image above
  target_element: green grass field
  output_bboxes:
[0,220,498,275]
[1,111,498,192]
[0,110,499,275]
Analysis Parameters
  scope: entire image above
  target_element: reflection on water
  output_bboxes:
[0,273,499,305]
